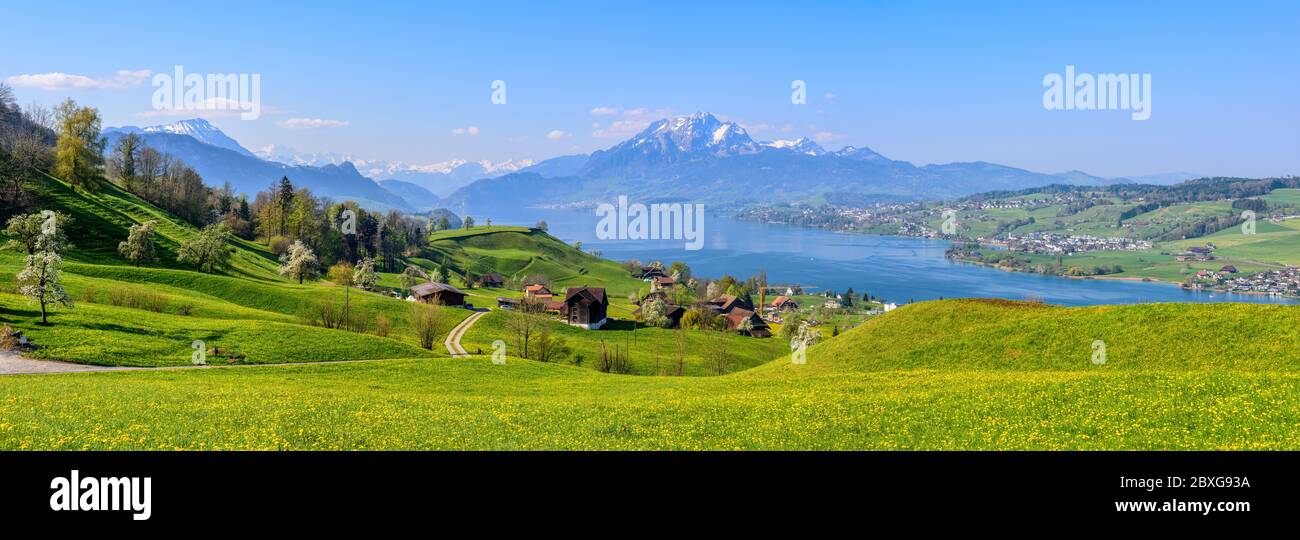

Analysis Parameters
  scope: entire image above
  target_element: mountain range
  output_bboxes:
[444,112,1200,211]
[103,115,1201,216]
[104,120,415,211]
[254,144,534,197]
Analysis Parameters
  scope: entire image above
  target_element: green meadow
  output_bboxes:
[2,300,1298,450]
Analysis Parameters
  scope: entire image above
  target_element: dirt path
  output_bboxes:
[445,310,489,358]
[0,351,142,375]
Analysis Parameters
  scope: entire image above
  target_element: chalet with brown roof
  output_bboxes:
[638,266,669,280]
[560,287,608,329]
[768,295,798,312]
[725,308,772,338]
[409,282,468,306]
[523,284,554,301]
[476,273,505,288]
[707,294,751,315]
[651,276,676,291]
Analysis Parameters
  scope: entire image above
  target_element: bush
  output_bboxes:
[175,303,196,316]
[0,326,18,351]
[106,285,169,313]
[303,297,345,329]
[374,314,391,337]
[778,314,806,340]
[80,284,100,304]
[268,235,291,256]
[410,303,443,350]
[595,341,634,374]
[680,309,703,330]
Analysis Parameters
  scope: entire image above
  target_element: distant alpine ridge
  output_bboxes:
[103,120,538,212]
[103,115,1200,215]
[104,121,413,211]
[444,111,1195,211]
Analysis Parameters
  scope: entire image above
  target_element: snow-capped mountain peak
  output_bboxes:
[834,145,886,161]
[619,111,759,159]
[762,137,826,156]
[139,119,256,157]
[254,144,355,167]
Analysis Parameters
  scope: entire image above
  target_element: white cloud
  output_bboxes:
[824,92,837,100]
[451,126,480,136]
[5,69,152,90]
[589,107,618,116]
[546,129,570,141]
[812,131,843,143]
[137,98,285,119]
[591,107,673,139]
[276,118,350,129]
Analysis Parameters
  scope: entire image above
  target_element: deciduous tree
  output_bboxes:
[278,240,319,284]
[118,220,158,267]
[177,222,232,272]
[53,99,105,190]
[352,257,379,290]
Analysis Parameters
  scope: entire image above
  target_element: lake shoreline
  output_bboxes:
[475,207,1298,306]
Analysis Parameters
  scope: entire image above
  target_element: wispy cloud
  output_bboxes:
[5,69,152,90]
[589,107,618,116]
[451,126,480,136]
[276,117,350,129]
[591,107,673,139]
[546,129,570,141]
[812,131,843,143]
[137,98,284,119]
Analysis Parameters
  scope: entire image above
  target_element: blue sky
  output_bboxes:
[3,0,1297,177]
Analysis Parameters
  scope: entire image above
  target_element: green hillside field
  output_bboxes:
[1,172,469,366]
[1,299,1297,450]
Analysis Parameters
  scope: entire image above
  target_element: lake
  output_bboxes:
[468,206,1296,307]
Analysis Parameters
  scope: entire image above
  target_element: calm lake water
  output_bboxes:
[470,206,1296,307]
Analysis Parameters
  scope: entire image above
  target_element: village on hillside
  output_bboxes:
[396,254,889,343]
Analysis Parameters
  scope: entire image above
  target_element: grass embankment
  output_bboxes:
[3,299,1298,450]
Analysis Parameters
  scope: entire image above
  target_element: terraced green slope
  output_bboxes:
[1,173,466,365]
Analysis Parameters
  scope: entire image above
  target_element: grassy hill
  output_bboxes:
[1,172,466,365]
[2,299,1297,449]
[419,226,646,304]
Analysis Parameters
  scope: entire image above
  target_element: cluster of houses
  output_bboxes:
[399,261,907,338]
[494,283,611,330]
[629,266,773,337]
[1001,233,1152,255]
[1185,265,1300,297]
